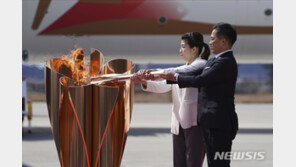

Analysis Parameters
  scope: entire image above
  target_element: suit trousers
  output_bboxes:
[201,128,236,167]
[173,125,205,167]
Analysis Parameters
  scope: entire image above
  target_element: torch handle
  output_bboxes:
[90,74,133,84]
[90,70,166,84]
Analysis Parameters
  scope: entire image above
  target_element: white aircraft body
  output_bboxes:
[22,0,273,63]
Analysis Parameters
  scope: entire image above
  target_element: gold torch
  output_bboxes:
[45,48,135,167]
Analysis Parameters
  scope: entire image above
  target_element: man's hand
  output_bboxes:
[160,71,177,81]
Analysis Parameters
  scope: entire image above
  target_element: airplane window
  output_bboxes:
[265,9,272,16]
[158,16,167,25]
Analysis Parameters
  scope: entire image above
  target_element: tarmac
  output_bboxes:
[22,102,272,167]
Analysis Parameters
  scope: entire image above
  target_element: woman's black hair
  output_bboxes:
[181,32,210,60]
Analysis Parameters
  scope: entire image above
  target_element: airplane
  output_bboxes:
[22,0,273,64]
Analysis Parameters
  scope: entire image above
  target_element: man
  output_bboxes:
[163,22,239,167]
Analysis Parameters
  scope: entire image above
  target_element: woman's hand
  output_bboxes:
[144,69,164,80]
[160,71,177,81]
[131,69,164,82]
[131,70,147,85]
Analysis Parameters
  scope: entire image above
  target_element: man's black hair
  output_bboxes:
[213,22,237,46]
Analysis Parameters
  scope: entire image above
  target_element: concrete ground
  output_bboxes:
[22,102,272,167]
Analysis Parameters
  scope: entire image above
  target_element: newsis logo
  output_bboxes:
[214,151,266,161]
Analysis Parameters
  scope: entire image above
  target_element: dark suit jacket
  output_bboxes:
[169,51,238,132]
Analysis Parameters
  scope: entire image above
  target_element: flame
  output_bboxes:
[52,48,90,85]
[50,47,133,86]
[73,48,90,85]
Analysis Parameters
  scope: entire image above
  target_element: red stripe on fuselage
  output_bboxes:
[40,0,187,34]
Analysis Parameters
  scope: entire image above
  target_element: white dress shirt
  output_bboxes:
[142,57,207,135]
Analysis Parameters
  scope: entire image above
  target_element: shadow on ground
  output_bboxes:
[22,127,272,141]
[22,127,53,141]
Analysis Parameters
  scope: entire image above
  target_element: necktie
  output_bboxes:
[206,57,216,66]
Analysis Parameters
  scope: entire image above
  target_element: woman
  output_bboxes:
[131,32,210,167]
